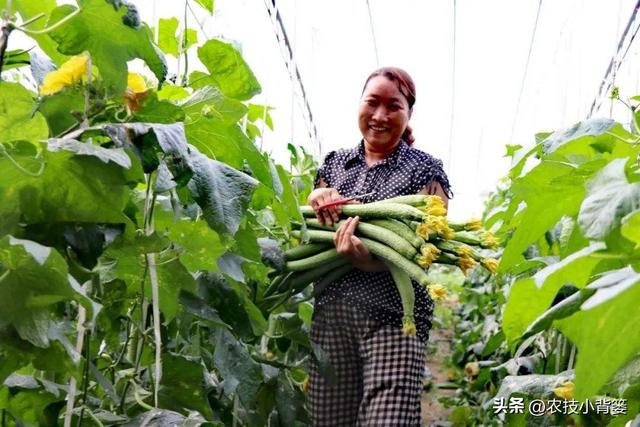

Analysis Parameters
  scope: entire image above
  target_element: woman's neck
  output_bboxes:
[363,139,401,166]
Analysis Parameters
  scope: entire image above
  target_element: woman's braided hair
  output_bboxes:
[362,67,416,145]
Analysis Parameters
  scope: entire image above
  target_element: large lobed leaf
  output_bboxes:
[187,150,258,237]
[578,158,640,240]
[0,236,100,347]
[502,242,605,346]
[0,145,137,235]
[0,83,49,146]
[48,0,166,94]
[0,0,67,64]
[557,267,640,400]
[197,39,261,101]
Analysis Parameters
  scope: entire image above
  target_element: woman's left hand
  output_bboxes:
[334,216,385,272]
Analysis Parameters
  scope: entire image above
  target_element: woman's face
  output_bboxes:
[358,75,411,149]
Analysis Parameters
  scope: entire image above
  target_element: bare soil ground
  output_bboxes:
[422,327,456,427]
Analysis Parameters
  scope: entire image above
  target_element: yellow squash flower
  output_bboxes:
[466,218,482,231]
[40,54,88,96]
[481,258,499,274]
[417,243,441,267]
[457,244,473,258]
[127,72,148,93]
[553,381,575,400]
[124,72,149,112]
[402,318,417,337]
[481,230,500,249]
[428,284,447,301]
[457,255,477,275]
[464,362,480,377]
[424,205,448,217]
[416,223,433,240]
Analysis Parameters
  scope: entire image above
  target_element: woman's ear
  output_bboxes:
[408,107,413,120]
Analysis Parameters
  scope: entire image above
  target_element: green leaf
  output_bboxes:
[197,39,261,100]
[578,158,640,240]
[0,149,136,235]
[187,150,258,236]
[0,236,100,346]
[98,232,167,284]
[46,138,131,168]
[621,210,640,245]
[500,162,587,271]
[275,372,307,425]
[1,0,68,64]
[155,210,226,273]
[149,256,195,321]
[156,84,189,101]
[247,103,274,130]
[196,273,255,339]
[157,17,180,56]
[542,118,615,154]
[48,0,167,94]
[272,165,303,231]
[158,353,214,419]
[0,82,49,146]
[38,86,84,136]
[489,371,574,403]
[131,92,186,124]
[194,0,214,14]
[2,49,30,70]
[557,268,640,400]
[178,291,226,328]
[179,85,247,125]
[504,144,523,158]
[213,328,263,409]
[502,242,605,345]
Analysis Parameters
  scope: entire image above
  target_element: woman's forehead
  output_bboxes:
[363,76,405,101]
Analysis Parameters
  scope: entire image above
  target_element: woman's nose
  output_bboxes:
[372,106,387,122]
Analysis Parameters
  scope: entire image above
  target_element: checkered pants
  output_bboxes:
[307,299,426,426]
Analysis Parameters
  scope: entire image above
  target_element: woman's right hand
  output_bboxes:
[307,187,343,226]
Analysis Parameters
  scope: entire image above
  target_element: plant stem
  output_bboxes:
[83,407,105,427]
[13,7,81,35]
[64,299,87,427]
[0,22,12,80]
[143,173,162,407]
[568,344,576,370]
[82,54,92,128]
[181,0,189,85]
[19,12,45,27]
[76,330,92,427]
[146,252,162,407]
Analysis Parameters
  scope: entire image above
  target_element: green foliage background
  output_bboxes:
[0,1,317,425]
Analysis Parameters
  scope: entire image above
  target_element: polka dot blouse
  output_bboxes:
[312,140,453,343]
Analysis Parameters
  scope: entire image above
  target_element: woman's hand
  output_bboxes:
[307,187,343,225]
[334,216,385,272]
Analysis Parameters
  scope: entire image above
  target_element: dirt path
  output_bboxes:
[422,327,456,426]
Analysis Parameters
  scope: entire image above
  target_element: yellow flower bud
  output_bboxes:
[553,381,575,400]
[466,218,482,231]
[464,362,480,377]
[428,284,447,301]
[457,255,477,275]
[481,258,499,274]
[402,322,417,337]
[481,231,500,249]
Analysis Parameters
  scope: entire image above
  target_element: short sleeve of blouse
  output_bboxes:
[313,150,337,188]
[412,155,453,198]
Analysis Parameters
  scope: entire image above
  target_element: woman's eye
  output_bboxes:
[366,99,377,106]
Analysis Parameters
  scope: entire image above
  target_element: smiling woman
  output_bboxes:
[306,66,452,426]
